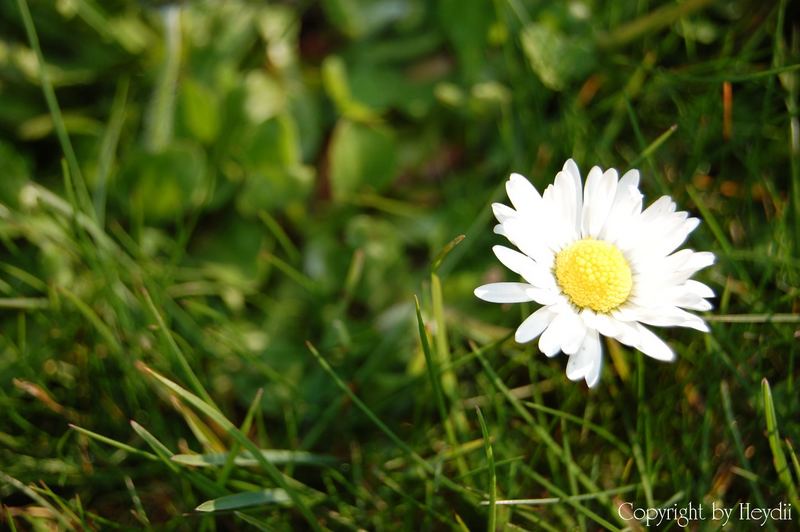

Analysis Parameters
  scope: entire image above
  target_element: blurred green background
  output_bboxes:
[1,0,799,529]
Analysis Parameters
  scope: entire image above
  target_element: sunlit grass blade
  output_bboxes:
[169,396,226,453]
[487,484,638,505]
[0,298,48,310]
[173,450,337,468]
[196,489,291,512]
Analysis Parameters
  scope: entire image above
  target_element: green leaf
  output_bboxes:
[243,72,286,123]
[321,0,410,40]
[196,489,291,512]
[242,114,301,171]
[520,23,596,91]
[328,120,397,201]
[180,78,220,143]
[172,450,336,468]
[437,0,492,81]
[118,143,207,222]
[321,56,380,122]
[0,140,30,208]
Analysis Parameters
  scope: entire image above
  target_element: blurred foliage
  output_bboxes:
[0,0,799,529]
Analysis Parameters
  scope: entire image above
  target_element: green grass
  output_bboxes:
[0,0,799,529]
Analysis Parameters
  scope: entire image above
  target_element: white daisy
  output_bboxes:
[474,159,715,387]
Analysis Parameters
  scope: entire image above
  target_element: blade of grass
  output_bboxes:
[258,210,300,263]
[561,418,585,531]
[139,364,322,531]
[140,287,215,408]
[305,341,482,502]
[596,0,715,49]
[217,388,263,487]
[473,347,615,511]
[124,476,150,527]
[59,287,122,354]
[14,0,94,220]
[173,450,337,468]
[720,381,773,530]
[69,424,158,461]
[414,295,466,477]
[520,401,629,453]
[144,6,180,151]
[196,489,291,512]
[475,407,496,532]
[487,484,638,505]
[94,77,129,226]
[762,378,800,507]
[517,463,622,531]
[0,470,72,530]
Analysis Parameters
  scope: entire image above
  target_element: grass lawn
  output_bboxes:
[1,0,799,529]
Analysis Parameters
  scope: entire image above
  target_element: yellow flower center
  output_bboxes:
[555,239,632,313]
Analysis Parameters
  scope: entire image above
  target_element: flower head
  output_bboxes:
[475,159,714,387]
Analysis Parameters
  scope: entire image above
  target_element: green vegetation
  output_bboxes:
[1,0,798,529]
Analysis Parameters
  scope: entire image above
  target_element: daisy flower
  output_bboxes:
[474,159,714,387]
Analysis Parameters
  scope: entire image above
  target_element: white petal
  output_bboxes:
[622,304,710,332]
[501,218,556,266]
[679,251,715,277]
[633,323,676,361]
[568,330,602,386]
[553,170,581,241]
[582,333,603,388]
[683,279,715,299]
[506,173,542,213]
[538,309,579,357]
[525,286,562,306]
[493,245,556,289]
[515,306,556,343]
[563,159,582,183]
[607,316,641,346]
[562,314,588,355]
[652,217,700,257]
[474,283,536,303]
[566,347,591,381]
[492,202,517,223]
[563,159,583,233]
[599,176,643,243]
[582,167,618,238]
[619,168,640,189]
[591,312,624,339]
